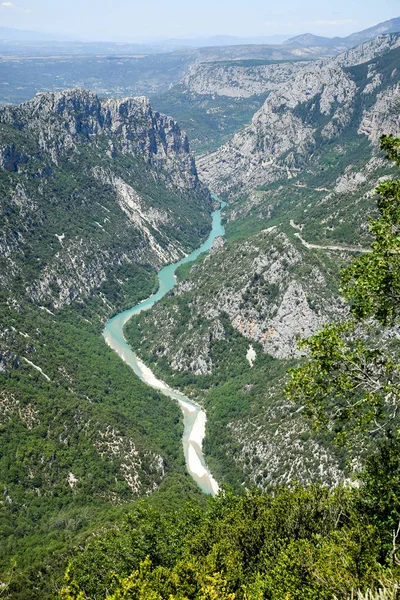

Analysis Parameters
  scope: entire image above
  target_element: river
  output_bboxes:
[103,201,225,496]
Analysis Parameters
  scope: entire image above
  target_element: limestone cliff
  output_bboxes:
[198,34,400,196]
[0,89,200,190]
[0,89,212,312]
[185,61,309,98]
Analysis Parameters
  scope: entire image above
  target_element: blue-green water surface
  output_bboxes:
[103,201,225,495]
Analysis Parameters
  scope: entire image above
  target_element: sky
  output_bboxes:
[0,0,399,42]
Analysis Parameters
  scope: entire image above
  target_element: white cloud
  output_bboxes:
[1,1,31,12]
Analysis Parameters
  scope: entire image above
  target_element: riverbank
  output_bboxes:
[103,201,225,495]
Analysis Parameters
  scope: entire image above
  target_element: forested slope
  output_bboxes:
[0,89,212,596]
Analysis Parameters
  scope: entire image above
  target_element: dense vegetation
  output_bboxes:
[60,456,400,599]
[287,135,400,444]
[0,92,212,597]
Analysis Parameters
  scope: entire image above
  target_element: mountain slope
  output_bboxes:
[0,89,212,596]
[198,33,400,208]
[285,16,400,48]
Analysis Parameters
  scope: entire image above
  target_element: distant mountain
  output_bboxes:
[0,27,289,49]
[346,16,400,46]
[285,16,400,48]
[199,32,400,195]
[0,26,75,42]
[284,33,345,48]
[1,15,400,64]
[2,16,400,56]
[163,34,291,48]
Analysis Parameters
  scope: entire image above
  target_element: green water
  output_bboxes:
[103,200,225,495]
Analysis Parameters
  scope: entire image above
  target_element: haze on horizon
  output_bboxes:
[0,0,399,43]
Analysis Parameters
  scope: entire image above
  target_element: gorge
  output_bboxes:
[2,17,400,598]
[103,202,226,496]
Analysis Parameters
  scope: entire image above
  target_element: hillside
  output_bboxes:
[198,34,400,202]
[122,33,400,491]
[0,89,212,596]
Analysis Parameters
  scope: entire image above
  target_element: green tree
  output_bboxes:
[341,135,400,324]
[287,136,400,441]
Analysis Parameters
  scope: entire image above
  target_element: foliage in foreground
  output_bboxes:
[60,471,400,600]
[283,136,400,594]
[287,136,400,443]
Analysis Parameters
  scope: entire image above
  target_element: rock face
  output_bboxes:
[0,89,212,310]
[198,34,400,196]
[185,61,309,98]
[0,89,198,190]
[131,227,346,372]
[358,83,400,141]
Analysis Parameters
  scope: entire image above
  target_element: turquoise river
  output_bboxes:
[103,202,226,495]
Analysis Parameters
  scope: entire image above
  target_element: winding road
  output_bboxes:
[290,221,370,253]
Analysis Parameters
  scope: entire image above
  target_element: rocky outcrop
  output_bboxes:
[0,89,200,190]
[198,62,356,193]
[0,144,28,172]
[334,33,400,67]
[132,227,347,373]
[189,34,400,100]
[0,89,212,310]
[358,83,400,141]
[229,412,343,489]
[185,61,308,98]
[198,34,400,196]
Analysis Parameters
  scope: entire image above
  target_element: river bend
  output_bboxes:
[103,202,225,495]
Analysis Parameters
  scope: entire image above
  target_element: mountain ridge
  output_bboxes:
[198,33,400,196]
[285,16,400,48]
